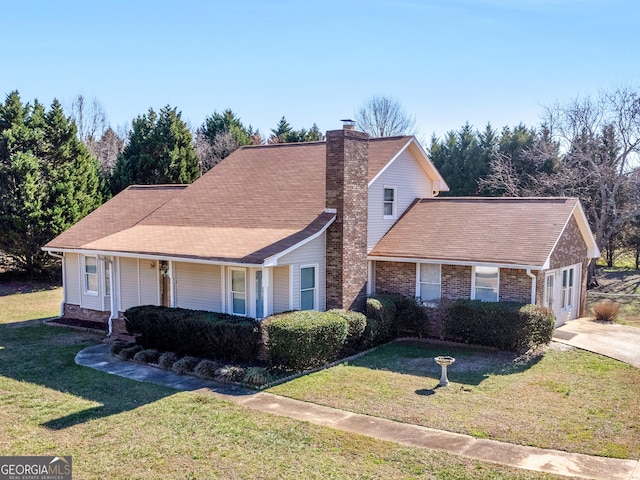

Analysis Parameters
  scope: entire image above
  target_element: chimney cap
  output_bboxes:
[340,119,356,130]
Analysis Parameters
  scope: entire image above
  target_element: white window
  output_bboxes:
[561,267,575,309]
[104,262,111,296]
[544,274,554,310]
[230,268,246,316]
[473,266,499,302]
[383,186,396,219]
[300,265,317,310]
[84,256,98,294]
[418,263,441,303]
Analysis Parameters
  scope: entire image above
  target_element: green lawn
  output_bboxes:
[0,286,559,479]
[269,341,640,459]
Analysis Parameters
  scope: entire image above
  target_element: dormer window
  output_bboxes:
[383,186,396,219]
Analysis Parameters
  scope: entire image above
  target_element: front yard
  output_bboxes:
[269,340,640,459]
[0,284,559,479]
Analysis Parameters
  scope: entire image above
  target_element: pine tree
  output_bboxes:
[0,92,102,274]
[110,106,199,194]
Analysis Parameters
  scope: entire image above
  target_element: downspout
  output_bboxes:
[47,252,66,318]
[526,269,536,305]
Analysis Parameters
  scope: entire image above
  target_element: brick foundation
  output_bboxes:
[63,304,110,324]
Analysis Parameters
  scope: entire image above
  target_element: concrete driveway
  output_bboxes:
[553,318,640,368]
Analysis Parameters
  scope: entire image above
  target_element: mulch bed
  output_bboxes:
[45,317,108,332]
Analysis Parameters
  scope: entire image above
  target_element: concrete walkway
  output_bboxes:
[76,345,640,480]
[553,317,640,368]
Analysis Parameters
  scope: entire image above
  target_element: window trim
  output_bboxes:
[471,266,499,302]
[383,185,397,219]
[300,264,319,311]
[544,272,554,310]
[561,266,575,311]
[229,267,247,316]
[416,263,441,304]
[83,255,99,296]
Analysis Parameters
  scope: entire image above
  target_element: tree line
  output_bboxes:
[430,87,640,278]
[1,89,638,278]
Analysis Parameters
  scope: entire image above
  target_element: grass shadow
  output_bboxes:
[0,322,176,430]
[347,340,545,387]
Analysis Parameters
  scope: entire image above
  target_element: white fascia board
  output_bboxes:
[368,255,544,271]
[41,247,263,268]
[368,137,449,192]
[406,138,450,192]
[262,216,336,267]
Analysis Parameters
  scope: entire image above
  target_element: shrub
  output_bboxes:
[133,348,161,364]
[363,295,396,347]
[172,356,201,375]
[592,300,620,322]
[118,345,143,360]
[243,366,273,386]
[124,305,261,361]
[391,294,430,338]
[158,351,179,369]
[265,310,348,371]
[215,365,246,382]
[109,341,132,356]
[194,359,221,380]
[328,309,366,353]
[443,300,554,351]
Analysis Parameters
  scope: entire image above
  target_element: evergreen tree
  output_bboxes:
[269,117,321,143]
[0,92,102,274]
[110,106,199,194]
[429,123,493,196]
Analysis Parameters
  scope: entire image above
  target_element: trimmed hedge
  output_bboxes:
[264,310,348,370]
[328,309,366,353]
[443,300,555,351]
[124,305,260,361]
[364,295,396,346]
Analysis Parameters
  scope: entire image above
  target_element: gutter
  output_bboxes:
[47,251,66,318]
[526,269,537,305]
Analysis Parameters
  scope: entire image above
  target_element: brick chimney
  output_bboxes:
[325,126,369,312]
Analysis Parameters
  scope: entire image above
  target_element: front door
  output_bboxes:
[160,261,171,307]
[255,270,263,319]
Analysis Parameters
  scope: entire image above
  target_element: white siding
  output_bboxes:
[174,262,221,311]
[119,257,140,311]
[278,234,326,311]
[65,253,81,305]
[139,259,159,305]
[368,149,434,251]
[273,266,290,314]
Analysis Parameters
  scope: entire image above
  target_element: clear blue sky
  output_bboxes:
[1,0,638,141]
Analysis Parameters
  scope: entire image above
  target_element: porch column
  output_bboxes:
[262,267,271,318]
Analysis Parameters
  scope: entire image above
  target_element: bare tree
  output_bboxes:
[482,86,640,284]
[355,95,417,137]
[94,127,125,176]
[70,94,107,155]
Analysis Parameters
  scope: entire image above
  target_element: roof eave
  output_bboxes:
[367,255,545,271]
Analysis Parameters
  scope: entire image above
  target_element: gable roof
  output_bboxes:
[44,136,420,264]
[369,197,599,269]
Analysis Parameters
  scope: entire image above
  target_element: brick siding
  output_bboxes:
[374,261,415,297]
[499,268,532,303]
[441,264,472,299]
[325,128,369,312]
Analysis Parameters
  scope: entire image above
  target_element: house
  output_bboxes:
[43,125,599,335]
